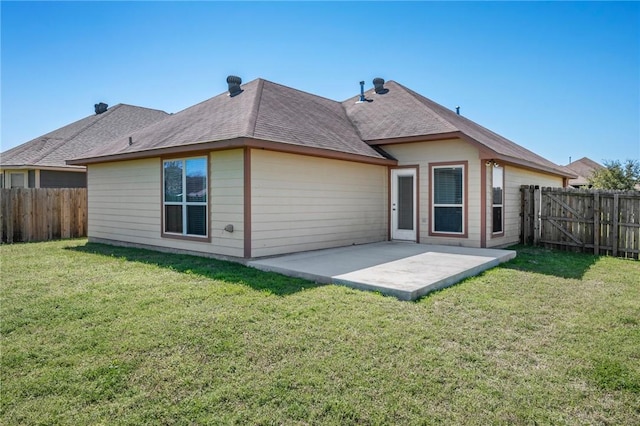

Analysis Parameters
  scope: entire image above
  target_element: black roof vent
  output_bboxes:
[94,102,108,115]
[226,75,243,97]
[373,78,388,95]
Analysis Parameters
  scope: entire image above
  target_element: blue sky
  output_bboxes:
[2,1,638,166]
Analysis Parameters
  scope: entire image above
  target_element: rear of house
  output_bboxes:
[69,76,573,259]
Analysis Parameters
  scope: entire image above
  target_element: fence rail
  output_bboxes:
[521,186,639,259]
[1,188,87,243]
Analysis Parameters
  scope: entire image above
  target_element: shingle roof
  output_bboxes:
[69,78,573,178]
[343,81,574,177]
[566,157,603,186]
[1,104,169,169]
[76,79,384,161]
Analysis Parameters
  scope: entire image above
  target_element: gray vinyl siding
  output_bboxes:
[40,170,87,188]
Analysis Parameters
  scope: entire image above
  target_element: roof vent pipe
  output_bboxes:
[94,103,108,115]
[456,106,460,115]
[226,75,243,97]
[359,81,366,102]
[373,78,388,94]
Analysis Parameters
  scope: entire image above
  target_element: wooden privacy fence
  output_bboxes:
[1,188,87,243]
[521,186,640,259]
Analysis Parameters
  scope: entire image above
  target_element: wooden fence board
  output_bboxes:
[1,188,87,243]
[521,186,640,259]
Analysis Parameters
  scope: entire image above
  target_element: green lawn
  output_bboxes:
[1,240,639,425]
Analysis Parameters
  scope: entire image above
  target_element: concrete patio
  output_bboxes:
[248,242,517,301]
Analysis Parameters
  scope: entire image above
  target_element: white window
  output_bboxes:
[432,165,465,234]
[163,157,208,237]
[492,166,504,234]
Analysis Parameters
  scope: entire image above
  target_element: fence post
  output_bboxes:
[520,186,527,244]
[593,192,600,255]
[0,190,6,243]
[61,189,71,239]
[612,193,619,257]
[5,190,14,243]
[533,186,541,245]
[12,189,21,243]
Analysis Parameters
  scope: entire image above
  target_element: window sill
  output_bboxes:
[429,232,468,238]
[161,233,211,243]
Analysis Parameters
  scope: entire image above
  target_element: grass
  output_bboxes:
[1,240,639,425]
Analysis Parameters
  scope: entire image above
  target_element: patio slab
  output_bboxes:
[248,242,516,300]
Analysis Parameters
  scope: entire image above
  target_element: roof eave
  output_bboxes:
[368,131,576,178]
[366,131,463,146]
[67,137,397,167]
[0,164,86,171]
[490,154,578,179]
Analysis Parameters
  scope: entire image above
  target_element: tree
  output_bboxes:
[588,159,640,190]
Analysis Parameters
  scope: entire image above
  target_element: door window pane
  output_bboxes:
[398,175,414,230]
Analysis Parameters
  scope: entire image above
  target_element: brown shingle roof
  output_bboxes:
[69,78,573,178]
[343,81,574,177]
[1,104,169,169]
[566,157,603,186]
[75,79,384,162]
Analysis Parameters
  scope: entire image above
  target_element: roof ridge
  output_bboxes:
[260,78,343,104]
[393,82,461,133]
[15,106,121,165]
[247,78,266,137]
[340,100,366,141]
[116,103,169,114]
[63,103,122,142]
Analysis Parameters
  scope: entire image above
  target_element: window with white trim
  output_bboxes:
[163,157,208,237]
[432,165,464,234]
[492,166,504,234]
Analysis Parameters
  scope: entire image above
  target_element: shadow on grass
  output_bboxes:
[500,244,600,279]
[65,242,322,296]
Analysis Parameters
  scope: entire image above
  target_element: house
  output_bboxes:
[67,76,575,259]
[0,103,169,188]
[565,157,604,188]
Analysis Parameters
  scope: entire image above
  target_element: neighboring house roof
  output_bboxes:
[68,77,574,179]
[1,104,169,170]
[343,81,574,177]
[565,157,604,186]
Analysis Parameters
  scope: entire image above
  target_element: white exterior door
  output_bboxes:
[391,168,417,241]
